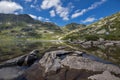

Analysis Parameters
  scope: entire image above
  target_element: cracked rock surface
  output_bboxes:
[25,50,120,80]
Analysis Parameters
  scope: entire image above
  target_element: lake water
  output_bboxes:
[0,40,120,66]
[0,40,120,80]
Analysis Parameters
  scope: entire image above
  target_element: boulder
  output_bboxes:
[0,49,39,68]
[16,49,39,66]
[25,50,120,80]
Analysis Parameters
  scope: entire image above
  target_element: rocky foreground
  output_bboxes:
[0,49,120,80]
[25,50,120,80]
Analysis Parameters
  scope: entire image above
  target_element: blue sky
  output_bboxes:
[0,0,120,26]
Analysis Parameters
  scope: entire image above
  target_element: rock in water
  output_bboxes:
[16,49,39,66]
[0,49,39,80]
[0,49,39,68]
[25,50,120,80]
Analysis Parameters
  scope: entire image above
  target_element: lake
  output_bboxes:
[0,40,120,66]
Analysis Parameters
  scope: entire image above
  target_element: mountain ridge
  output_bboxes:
[62,23,86,32]
[62,12,120,41]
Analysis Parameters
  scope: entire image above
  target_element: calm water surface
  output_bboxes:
[0,40,120,66]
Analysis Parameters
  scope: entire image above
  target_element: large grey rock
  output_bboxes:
[25,50,120,80]
[61,56,120,74]
[0,49,39,68]
[39,50,73,72]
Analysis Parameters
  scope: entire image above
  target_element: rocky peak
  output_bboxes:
[64,23,86,31]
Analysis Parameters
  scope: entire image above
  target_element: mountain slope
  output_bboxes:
[0,13,63,40]
[0,14,61,31]
[63,12,120,41]
[0,14,36,23]
[63,23,86,31]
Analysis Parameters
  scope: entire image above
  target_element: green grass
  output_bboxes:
[62,13,120,41]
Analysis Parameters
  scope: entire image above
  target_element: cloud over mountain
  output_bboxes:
[41,0,70,20]
[0,1,23,14]
[81,17,97,23]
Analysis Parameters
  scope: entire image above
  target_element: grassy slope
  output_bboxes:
[62,12,120,41]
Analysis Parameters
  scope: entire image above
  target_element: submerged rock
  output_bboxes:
[25,50,120,80]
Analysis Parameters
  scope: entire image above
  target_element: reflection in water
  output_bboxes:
[0,40,62,63]
[65,42,120,66]
[0,40,120,66]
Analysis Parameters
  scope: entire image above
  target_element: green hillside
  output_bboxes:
[62,12,120,41]
[0,14,63,40]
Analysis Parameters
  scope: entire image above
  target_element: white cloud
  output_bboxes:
[41,0,70,20]
[0,0,12,1]
[38,16,50,22]
[81,17,97,23]
[50,10,56,17]
[30,4,35,8]
[0,1,23,14]
[71,0,106,18]
[38,16,44,20]
[25,0,32,2]
[99,17,103,20]
[55,5,69,20]
[45,18,50,22]
[41,0,60,9]
[29,14,50,22]
[30,4,41,11]
[29,14,37,19]
[34,0,37,4]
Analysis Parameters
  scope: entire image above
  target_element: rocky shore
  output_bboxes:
[0,49,120,80]
[70,40,120,48]
[25,50,120,80]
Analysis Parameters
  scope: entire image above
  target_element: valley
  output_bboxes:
[0,12,120,80]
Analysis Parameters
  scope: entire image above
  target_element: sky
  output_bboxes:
[0,0,120,26]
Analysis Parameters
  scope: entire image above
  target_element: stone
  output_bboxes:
[0,49,40,68]
[25,50,120,80]
[16,49,39,66]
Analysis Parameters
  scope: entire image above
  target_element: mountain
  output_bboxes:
[62,12,120,41]
[0,13,62,40]
[0,13,61,31]
[62,23,86,32]
[41,22,61,31]
[0,13,36,24]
